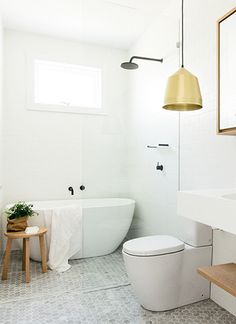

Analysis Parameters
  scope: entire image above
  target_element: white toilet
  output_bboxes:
[123,222,212,311]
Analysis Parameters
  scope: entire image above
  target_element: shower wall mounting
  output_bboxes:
[121,56,163,70]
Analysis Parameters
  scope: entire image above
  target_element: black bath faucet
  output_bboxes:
[68,186,74,195]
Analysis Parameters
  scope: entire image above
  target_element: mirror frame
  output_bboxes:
[217,7,236,135]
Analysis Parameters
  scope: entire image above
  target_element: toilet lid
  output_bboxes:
[123,235,185,256]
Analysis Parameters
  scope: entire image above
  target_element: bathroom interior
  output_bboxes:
[1,0,236,323]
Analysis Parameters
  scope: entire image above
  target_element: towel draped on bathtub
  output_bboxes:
[41,205,82,272]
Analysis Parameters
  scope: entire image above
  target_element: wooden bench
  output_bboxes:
[1,227,48,283]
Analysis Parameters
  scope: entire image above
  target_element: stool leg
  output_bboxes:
[39,234,47,273]
[25,238,30,283]
[22,238,26,271]
[2,238,12,280]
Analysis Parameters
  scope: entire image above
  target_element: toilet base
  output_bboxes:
[123,244,212,311]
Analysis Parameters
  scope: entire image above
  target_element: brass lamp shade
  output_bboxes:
[163,67,202,111]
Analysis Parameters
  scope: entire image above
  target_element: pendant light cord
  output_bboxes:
[181,0,184,68]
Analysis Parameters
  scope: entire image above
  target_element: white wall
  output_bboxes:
[127,0,236,316]
[126,1,180,238]
[3,30,128,204]
[180,0,236,316]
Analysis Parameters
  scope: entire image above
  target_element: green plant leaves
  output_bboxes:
[5,202,38,220]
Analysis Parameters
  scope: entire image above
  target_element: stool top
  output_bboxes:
[4,227,47,239]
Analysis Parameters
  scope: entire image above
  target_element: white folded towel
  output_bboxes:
[25,226,39,234]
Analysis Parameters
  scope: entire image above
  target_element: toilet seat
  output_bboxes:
[123,235,185,256]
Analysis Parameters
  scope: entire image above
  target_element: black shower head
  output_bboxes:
[121,55,163,70]
[121,61,139,70]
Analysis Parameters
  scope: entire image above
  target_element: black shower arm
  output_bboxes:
[129,56,163,64]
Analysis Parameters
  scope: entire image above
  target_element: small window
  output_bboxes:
[30,59,103,114]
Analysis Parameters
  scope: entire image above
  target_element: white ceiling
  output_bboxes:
[0,0,171,49]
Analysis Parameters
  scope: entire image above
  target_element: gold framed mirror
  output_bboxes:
[217,7,236,135]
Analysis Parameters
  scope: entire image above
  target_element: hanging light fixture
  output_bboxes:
[163,0,202,111]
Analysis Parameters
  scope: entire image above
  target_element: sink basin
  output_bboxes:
[177,189,236,235]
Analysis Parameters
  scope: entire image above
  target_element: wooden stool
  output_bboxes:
[1,227,48,283]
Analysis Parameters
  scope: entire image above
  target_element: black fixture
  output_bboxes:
[147,144,169,149]
[80,185,86,191]
[68,186,74,195]
[156,162,163,171]
[121,56,163,70]
[147,145,158,149]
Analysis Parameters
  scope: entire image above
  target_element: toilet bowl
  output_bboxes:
[123,235,212,311]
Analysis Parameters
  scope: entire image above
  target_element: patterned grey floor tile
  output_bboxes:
[0,249,129,302]
[0,250,235,324]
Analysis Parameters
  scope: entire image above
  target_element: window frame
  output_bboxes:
[27,56,106,115]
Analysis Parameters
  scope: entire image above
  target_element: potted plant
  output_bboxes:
[5,202,38,232]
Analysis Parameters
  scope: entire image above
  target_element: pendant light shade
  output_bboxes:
[163,67,202,111]
[163,0,202,111]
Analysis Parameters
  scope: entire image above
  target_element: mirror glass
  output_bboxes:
[219,9,236,133]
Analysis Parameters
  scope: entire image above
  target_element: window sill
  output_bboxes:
[27,105,107,116]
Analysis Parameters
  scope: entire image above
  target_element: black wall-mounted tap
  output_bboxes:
[156,162,163,171]
[68,186,74,195]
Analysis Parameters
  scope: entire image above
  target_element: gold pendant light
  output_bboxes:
[163,0,202,111]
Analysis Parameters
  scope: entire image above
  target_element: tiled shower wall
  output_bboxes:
[126,1,180,239]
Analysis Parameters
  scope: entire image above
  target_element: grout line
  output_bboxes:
[83,283,131,294]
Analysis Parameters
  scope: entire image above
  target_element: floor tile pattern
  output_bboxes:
[0,250,236,324]
[0,250,129,302]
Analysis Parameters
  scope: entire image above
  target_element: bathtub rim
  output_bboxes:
[5,198,135,211]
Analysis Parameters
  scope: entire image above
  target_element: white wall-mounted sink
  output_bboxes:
[177,189,236,235]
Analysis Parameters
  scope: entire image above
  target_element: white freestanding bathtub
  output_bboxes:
[14,198,135,261]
